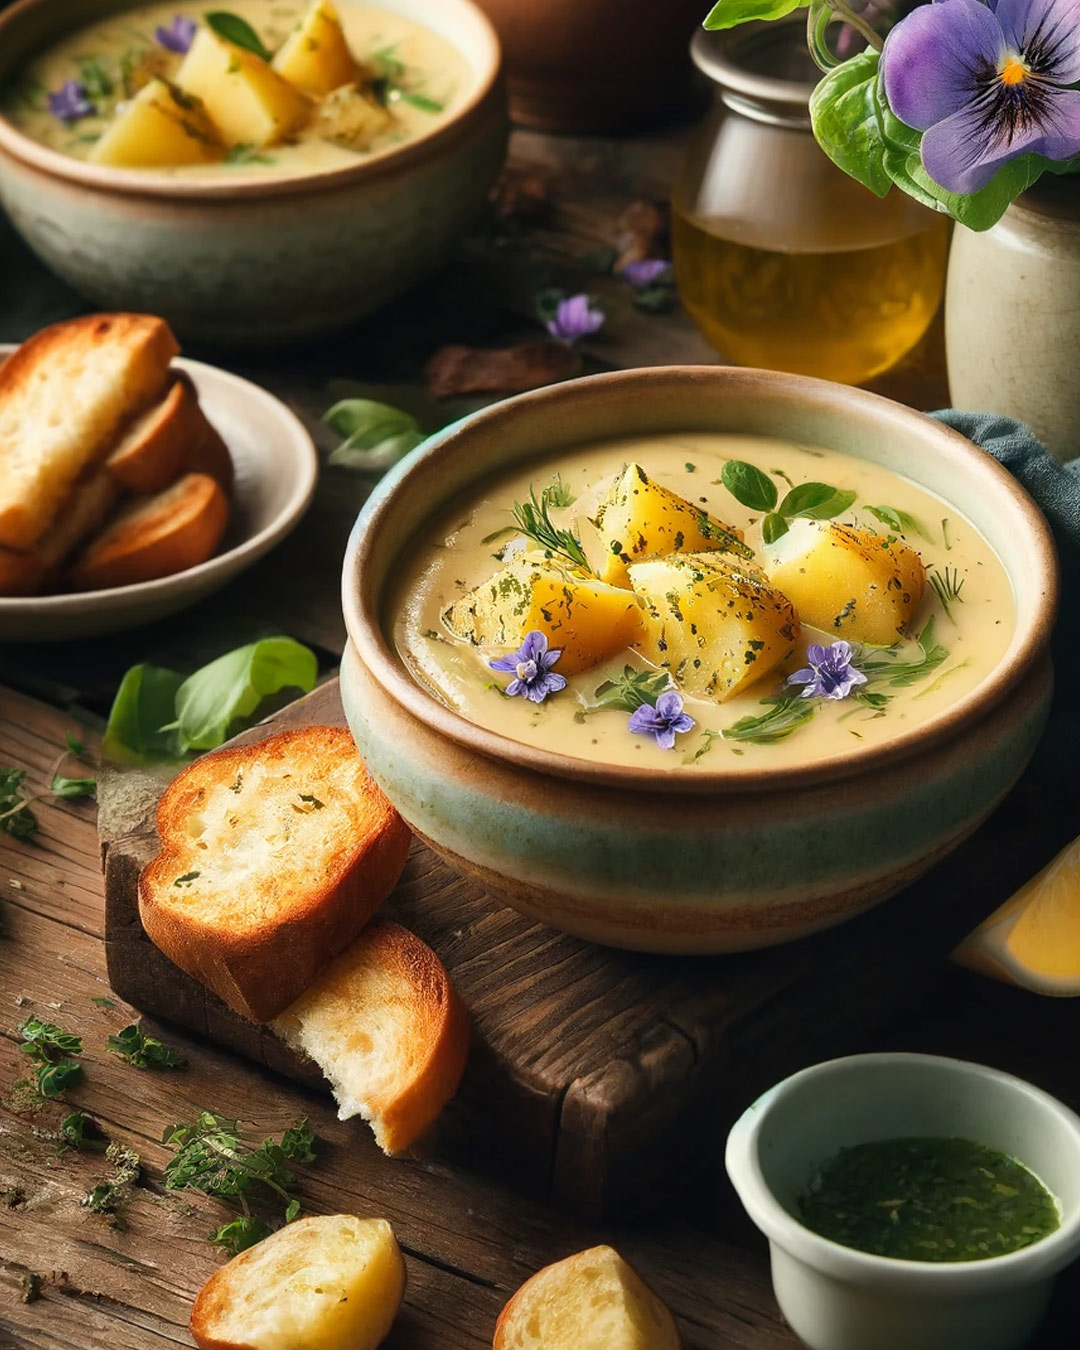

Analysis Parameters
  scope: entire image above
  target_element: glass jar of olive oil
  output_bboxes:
[673,20,949,385]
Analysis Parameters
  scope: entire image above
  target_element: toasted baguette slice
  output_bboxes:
[106,373,219,494]
[0,469,121,596]
[273,918,469,1154]
[0,313,179,548]
[190,1214,406,1350]
[68,471,228,590]
[139,727,412,1022]
[173,371,235,493]
[494,1247,681,1350]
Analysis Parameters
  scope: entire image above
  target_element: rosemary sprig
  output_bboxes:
[541,474,576,509]
[928,566,965,618]
[512,486,592,573]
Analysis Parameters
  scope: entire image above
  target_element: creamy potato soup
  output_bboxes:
[4,0,471,176]
[390,435,1015,773]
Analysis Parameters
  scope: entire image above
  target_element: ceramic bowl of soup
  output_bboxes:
[0,0,506,342]
[339,366,1058,953]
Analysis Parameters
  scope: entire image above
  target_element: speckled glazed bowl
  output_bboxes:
[340,368,1059,953]
[0,0,506,343]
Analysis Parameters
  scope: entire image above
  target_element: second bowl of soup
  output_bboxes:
[340,367,1058,952]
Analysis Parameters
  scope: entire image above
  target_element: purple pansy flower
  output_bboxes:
[881,0,1080,195]
[489,630,567,703]
[621,259,671,288]
[627,690,696,750]
[155,14,198,53]
[48,80,95,123]
[787,641,868,701]
[547,294,605,343]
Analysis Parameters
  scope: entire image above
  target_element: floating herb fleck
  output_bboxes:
[591,665,673,713]
[541,474,576,509]
[866,505,934,543]
[720,692,818,746]
[929,566,966,618]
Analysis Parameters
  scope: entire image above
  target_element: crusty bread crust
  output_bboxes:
[273,918,471,1155]
[0,313,179,548]
[0,469,121,597]
[139,727,412,1022]
[106,374,214,494]
[69,471,228,590]
[493,1246,682,1350]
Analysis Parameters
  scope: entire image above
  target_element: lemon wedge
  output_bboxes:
[953,836,1080,995]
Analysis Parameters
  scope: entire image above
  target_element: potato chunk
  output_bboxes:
[594,462,752,588]
[176,27,309,148]
[494,1245,680,1350]
[190,1214,405,1350]
[764,519,926,645]
[628,552,799,701]
[90,78,222,167]
[443,550,644,676]
[273,0,362,97]
[310,84,393,151]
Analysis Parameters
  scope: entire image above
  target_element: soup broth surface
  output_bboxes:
[4,0,471,176]
[390,434,1015,774]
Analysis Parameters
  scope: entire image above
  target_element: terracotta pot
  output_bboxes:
[946,176,1080,463]
[473,0,708,133]
[339,367,1058,954]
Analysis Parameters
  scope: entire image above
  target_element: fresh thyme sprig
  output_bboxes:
[0,733,96,841]
[512,486,592,573]
[541,474,576,508]
[162,1112,315,1255]
[928,566,966,618]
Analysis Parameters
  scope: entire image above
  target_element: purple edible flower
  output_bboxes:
[627,690,696,750]
[489,630,567,703]
[881,0,1080,195]
[155,14,198,53]
[47,80,94,123]
[787,641,868,701]
[621,258,671,288]
[546,294,605,343]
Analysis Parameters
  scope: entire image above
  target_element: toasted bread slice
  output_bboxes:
[139,727,412,1022]
[0,313,179,549]
[273,918,469,1154]
[0,469,121,596]
[188,422,235,493]
[190,1214,406,1350]
[495,1247,681,1350]
[68,471,228,591]
[106,374,219,494]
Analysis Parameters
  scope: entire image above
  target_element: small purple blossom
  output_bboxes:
[627,690,696,750]
[621,259,671,288]
[155,14,198,53]
[489,630,567,703]
[546,294,605,343]
[47,80,95,124]
[787,641,868,701]
[881,0,1080,195]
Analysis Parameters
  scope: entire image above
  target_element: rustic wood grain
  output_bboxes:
[100,678,1080,1223]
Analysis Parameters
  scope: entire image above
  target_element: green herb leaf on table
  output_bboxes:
[84,1142,141,1215]
[512,487,592,573]
[0,768,37,840]
[721,460,777,513]
[212,1215,273,1255]
[204,11,272,60]
[102,663,185,764]
[49,774,97,800]
[866,505,933,543]
[591,666,673,713]
[704,0,808,30]
[18,1016,85,1099]
[323,398,426,472]
[107,1022,187,1070]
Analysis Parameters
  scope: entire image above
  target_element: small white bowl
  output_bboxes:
[0,347,317,642]
[726,1054,1080,1350]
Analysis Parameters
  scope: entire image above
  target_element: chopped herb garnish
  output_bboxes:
[866,505,934,543]
[107,1022,187,1070]
[541,474,576,509]
[590,665,673,713]
[512,487,592,573]
[720,691,817,746]
[928,566,966,618]
[174,871,200,886]
[684,462,696,473]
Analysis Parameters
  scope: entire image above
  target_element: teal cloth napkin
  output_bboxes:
[930,409,1079,795]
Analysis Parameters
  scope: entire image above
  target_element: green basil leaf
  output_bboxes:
[866,505,933,543]
[762,512,789,545]
[328,427,425,472]
[204,11,272,60]
[169,637,318,752]
[704,0,808,30]
[721,460,777,512]
[809,50,891,199]
[324,399,426,473]
[779,483,857,519]
[102,663,186,765]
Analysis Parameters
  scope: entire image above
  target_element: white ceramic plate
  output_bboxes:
[0,349,318,642]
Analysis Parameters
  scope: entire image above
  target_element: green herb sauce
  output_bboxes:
[798,1137,1060,1262]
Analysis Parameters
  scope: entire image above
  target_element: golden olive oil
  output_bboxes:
[673,205,950,386]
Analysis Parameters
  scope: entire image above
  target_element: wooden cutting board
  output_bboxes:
[98,678,1073,1222]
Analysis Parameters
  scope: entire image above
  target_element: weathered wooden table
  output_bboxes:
[2,127,1079,1349]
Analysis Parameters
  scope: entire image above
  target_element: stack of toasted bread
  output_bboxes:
[139,726,470,1155]
[0,313,232,597]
